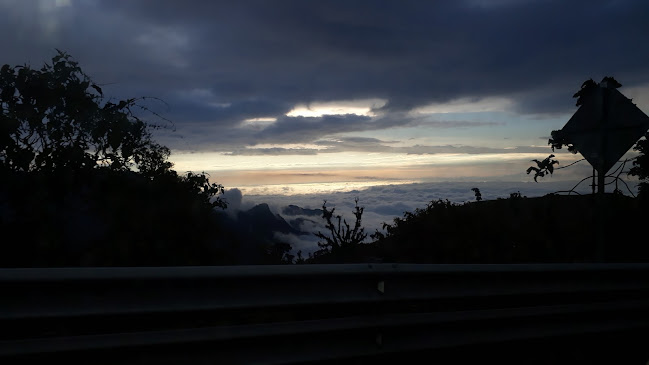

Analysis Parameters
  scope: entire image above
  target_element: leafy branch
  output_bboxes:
[526,154,559,182]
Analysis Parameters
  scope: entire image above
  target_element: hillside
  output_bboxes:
[311,193,648,264]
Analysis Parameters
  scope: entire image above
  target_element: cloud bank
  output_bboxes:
[3,0,648,156]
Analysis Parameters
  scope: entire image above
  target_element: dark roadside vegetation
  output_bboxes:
[2,52,649,267]
[309,192,649,264]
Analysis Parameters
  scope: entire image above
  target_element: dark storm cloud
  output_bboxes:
[158,112,503,152]
[166,97,292,125]
[249,114,502,147]
[225,148,318,156]
[3,0,649,150]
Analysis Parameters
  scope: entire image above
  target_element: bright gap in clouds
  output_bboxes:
[286,98,387,117]
[243,117,278,122]
[411,96,514,114]
[239,180,422,196]
[241,117,278,129]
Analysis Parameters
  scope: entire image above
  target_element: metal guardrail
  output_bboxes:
[1,263,649,364]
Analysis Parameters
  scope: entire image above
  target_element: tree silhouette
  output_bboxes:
[0,51,228,267]
[0,50,171,176]
[0,50,226,209]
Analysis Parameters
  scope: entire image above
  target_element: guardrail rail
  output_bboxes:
[1,263,649,364]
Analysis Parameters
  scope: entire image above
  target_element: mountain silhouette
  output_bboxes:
[281,204,322,217]
[237,203,300,239]
[286,217,319,232]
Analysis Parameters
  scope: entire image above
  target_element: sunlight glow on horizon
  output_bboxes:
[161,136,615,196]
[236,179,422,196]
[170,151,560,173]
[168,150,591,193]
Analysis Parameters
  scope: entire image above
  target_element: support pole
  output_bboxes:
[595,85,608,260]
[597,167,605,195]
[592,167,596,195]
[598,87,609,195]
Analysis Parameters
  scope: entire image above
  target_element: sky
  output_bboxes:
[3,0,649,219]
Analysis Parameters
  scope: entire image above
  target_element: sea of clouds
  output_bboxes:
[221,178,640,256]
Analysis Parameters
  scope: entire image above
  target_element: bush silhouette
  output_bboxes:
[371,194,648,264]
[310,198,368,263]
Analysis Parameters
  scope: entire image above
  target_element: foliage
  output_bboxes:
[572,78,598,107]
[548,129,578,154]
[629,132,649,198]
[0,50,172,176]
[471,187,482,201]
[508,191,525,199]
[282,249,305,265]
[0,50,227,207]
[313,198,367,260]
[370,194,647,264]
[0,51,231,267]
[526,154,559,182]
[0,168,229,267]
[379,198,457,238]
[177,171,227,209]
